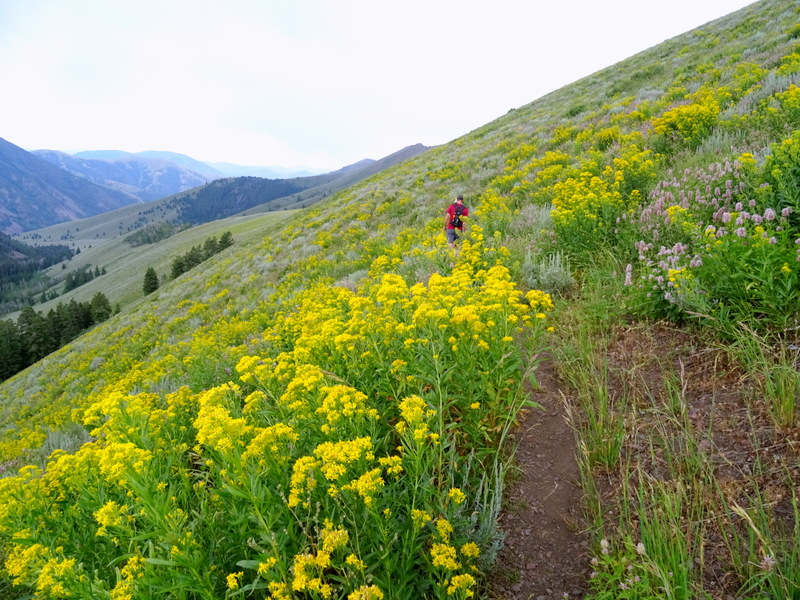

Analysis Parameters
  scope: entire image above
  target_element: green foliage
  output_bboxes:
[586,537,665,600]
[652,88,723,150]
[564,104,586,118]
[728,327,800,429]
[170,232,234,280]
[0,232,72,313]
[520,250,575,296]
[0,293,112,382]
[63,264,103,293]
[629,154,800,333]
[0,258,552,599]
[89,292,112,323]
[142,267,159,295]
[170,177,309,224]
[734,492,800,600]
[124,221,184,247]
[758,128,800,216]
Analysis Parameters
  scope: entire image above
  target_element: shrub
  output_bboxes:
[520,250,575,297]
[630,157,800,332]
[758,128,800,221]
[652,89,722,150]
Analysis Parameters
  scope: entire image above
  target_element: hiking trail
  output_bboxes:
[488,358,590,600]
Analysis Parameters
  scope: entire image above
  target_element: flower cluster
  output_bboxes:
[0,226,551,599]
[629,154,800,330]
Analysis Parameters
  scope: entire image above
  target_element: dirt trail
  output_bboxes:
[487,359,590,600]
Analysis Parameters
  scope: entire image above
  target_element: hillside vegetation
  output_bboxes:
[1,0,800,598]
[7,211,296,319]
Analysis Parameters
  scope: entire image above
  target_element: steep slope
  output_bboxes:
[1,1,800,598]
[0,138,135,233]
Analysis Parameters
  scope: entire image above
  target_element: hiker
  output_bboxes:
[444,194,469,250]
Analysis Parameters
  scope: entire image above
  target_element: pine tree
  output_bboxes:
[143,267,160,295]
[16,305,47,365]
[203,236,220,259]
[218,231,234,250]
[0,319,23,381]
[90,292,112,322]
[184,246,203,269]
[171,256,186,279]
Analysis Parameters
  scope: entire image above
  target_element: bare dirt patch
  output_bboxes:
[487,359,590,600]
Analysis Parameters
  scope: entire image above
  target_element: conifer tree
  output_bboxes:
[203,236,219,259]
[90,292,112,322]
[143,267,160,295]
[218,231,234,250]
[171,256,186,279]
[0,319,23,381]
[16,305,47,364]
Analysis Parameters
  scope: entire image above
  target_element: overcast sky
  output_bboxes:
[0,0,756,171]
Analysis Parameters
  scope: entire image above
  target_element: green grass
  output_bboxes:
[7,211,296,318]
[2,0,800,597]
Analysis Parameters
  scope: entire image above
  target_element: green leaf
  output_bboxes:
[145,558,180,566]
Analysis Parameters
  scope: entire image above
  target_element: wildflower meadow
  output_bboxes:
[2,0,800,598]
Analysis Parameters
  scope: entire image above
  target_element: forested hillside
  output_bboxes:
[0,232,73,313]
[1,1,799,598]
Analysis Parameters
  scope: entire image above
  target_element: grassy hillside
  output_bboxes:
[4,211,296,319]
[1,0,800,598]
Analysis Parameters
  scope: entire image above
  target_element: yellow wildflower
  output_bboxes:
[321,524,350,553]
[448,488,466,505]
[431,543,460,570]
[461,542,480,558]
[257,557,277,574]
[346,554,366,570]
[348,585,384,600]
[447,573,476,597]
[412,509,432,529]
[226,571,243,590]
[436,518,454,541]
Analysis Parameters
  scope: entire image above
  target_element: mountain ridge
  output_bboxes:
[33,149,219,203]
[0,138,135,234]
[3,142,426,235]
[12,143,429,251]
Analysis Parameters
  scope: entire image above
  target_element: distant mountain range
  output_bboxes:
[73,149,226,180]
[33,149,214,202]
[0,138,134,233]
[162,147,428,224]
[0,137,430,235]
[69,150,323,179]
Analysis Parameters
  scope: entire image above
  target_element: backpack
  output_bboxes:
[450,204,465,228]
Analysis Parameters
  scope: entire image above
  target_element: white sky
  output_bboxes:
[0,0,756,171]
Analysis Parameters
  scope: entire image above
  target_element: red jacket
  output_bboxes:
[446,203,469,230]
